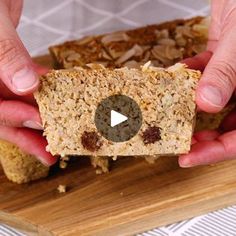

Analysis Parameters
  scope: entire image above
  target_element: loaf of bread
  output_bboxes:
[49,16,208,69]
[35,63,200,157]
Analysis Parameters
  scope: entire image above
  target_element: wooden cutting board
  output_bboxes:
[0,55,236,236]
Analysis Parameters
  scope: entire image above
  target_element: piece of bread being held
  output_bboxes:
[34,63,200,157]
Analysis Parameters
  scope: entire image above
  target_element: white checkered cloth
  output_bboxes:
[1,0,236,235]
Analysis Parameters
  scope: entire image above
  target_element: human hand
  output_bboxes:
[0,0,56,166]
[179,0,236,167]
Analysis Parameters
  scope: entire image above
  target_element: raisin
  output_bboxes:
[142,126,161,144]
[81,131,102,152]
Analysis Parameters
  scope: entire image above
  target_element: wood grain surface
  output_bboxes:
[0,55,235,236]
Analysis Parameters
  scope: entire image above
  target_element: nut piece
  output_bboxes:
[75,36,94,45]
[124,60,142,68]
[157,38,176,46]
[101,32,130,44]
[116,44,143,65]
[81,131,103,152]
[142,126,161,144]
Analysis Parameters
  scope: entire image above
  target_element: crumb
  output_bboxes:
[95,169,103,174]
[112,155,117,161]
[57,184,67,193]
[145,155,160,164]
[59,160,68,169]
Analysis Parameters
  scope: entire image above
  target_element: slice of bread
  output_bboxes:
[0,140,49,184]
[35,63,200,157]
[47,16,207,168]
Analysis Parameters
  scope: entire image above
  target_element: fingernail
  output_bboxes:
[23,120,43,130]
[191,137,197,145]
[200,85,223,107]
[12,67,38,92]
[36,156,50,166]
[179,158,192,168]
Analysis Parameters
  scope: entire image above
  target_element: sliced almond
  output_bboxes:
[133,44,144,56]
[61,50,77,58]
[200,17,210,27]
[66,52,81,61]
[175,34,187,46]
[166,46,182,60]
[176,25,194,38]
[155,29,169,39]
[86,63,107,69]
[158,38,176,46]
[151,45,165,58]
[101,32,130,44]
[123,60,142,69]
[192,24,208,38]
[142,61,152,71]
[101,49,113,60]
[160,29,169,38]
[154,29,161,39]
[151,45,173,66]
[107,47,124,59]
[75,36,94,45]
[115,44,143,65]
[168,63,186,72]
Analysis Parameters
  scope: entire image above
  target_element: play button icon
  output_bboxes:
[110,110,128,127]
[95,95,142,142]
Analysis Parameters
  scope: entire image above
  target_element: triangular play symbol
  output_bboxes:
[110,110,128,127]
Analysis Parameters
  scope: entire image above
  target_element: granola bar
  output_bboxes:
[35,63,200,157]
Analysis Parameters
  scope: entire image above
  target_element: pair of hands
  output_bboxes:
[0,0,235,167]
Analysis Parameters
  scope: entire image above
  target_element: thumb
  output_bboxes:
[196,29,236,113]
[0,4,38,95]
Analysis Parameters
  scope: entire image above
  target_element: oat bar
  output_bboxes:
[35,63,200,157]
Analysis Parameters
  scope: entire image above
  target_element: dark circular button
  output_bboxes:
[95,95,142,142]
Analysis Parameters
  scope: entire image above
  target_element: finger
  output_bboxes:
[0,79,37,105]
[8,0,23,27]
[181,51,212,71]
[220,108,236,132]
[206,0,224,51]
[196,25,236,113]
[194,130,220,142]
[0,2,39,95]
[191,136,197,145]
[32,63,49,76]
[0,99,42,129]
[179,130,236,167]
[0,125,57,166]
